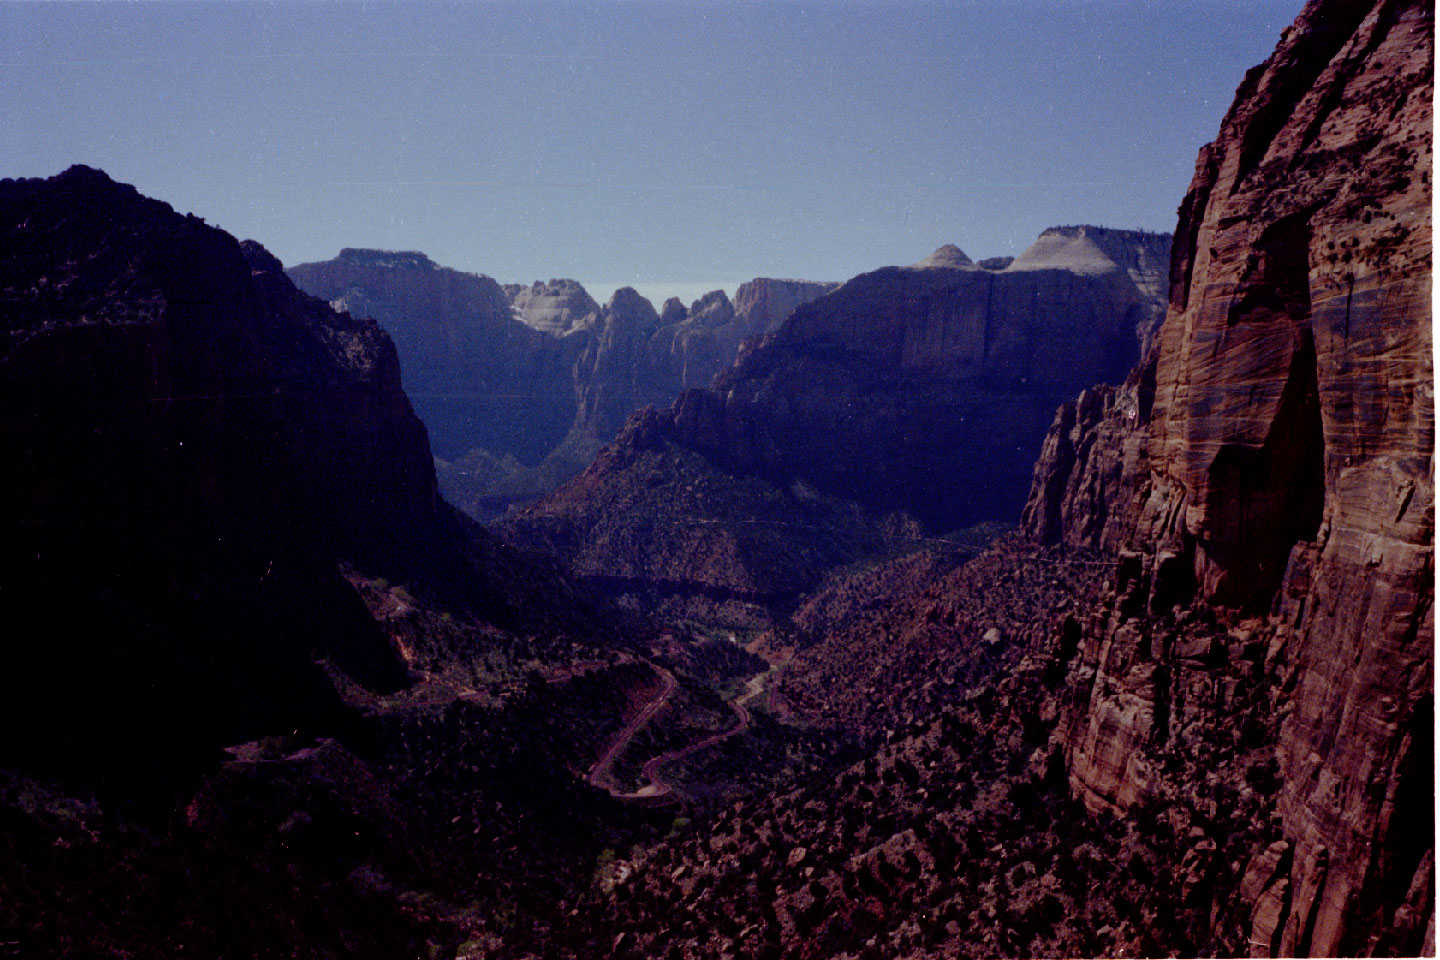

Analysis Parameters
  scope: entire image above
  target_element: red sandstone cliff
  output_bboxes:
[1023,1,1433,953]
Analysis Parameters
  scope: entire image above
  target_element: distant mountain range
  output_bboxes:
[502,227,1172,627]
[289,251,837,517]
[1,2,1428,955]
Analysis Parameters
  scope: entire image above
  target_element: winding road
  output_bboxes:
[585,662,678,793]
[586,664,774,801]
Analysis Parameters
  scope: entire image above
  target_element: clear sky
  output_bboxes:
[2,1,1306,305]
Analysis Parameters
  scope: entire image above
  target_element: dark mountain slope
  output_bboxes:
[0,166,609,782]
[505,405,921,630]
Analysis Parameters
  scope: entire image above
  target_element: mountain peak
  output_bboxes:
[912,244,973,268]
[1006,226,1170,276]
[606,286,659,324]
[239,239,286,277]
[508,279,600,335]
[53,164,119,187]
[688,289,736,328]
[659,296,689,325]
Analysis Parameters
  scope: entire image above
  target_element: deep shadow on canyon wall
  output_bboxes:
[1022,0,1433,953]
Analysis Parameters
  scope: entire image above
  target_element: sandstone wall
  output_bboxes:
[1022,1,1433,952]
[671,229,1170,532]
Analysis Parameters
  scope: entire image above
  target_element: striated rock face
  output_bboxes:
[504,278,601,335]
[288,248,574,466]
[291,256,837,517]
[0,167,598,780]
[1022,1,1433,954]
[659,226,1170,533]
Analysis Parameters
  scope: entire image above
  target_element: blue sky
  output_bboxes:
[2,1,1305,304]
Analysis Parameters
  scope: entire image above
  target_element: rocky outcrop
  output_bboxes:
[291,256,837,518]
[0,167,604,780]
[1020,363,1156,553]
[1022,1,1433,953]
[1009,226,1173,352]
[642,281,843,401]
[732,277,842,334]
[658,226,1170,533]
[910,243,974,268]
[569,287,668,444]
[504,278,601,335]
[658,296,688,326]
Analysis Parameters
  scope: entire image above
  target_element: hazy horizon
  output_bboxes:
[3,1,1307,292]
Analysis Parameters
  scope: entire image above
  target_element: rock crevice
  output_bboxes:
[1021,1,1433,953]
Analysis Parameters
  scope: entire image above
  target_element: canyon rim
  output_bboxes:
[0,0,1431,957]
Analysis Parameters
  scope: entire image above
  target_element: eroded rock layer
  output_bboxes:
[505,229,1167,631]
[682,227,1169,533]
[1023,1,1433,953]
[290,255,836,517]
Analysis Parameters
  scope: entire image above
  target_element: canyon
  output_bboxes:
[556,3,1432,956]
[0,0,1430,956]
[504,227,1170,627]
[289,250,837,518]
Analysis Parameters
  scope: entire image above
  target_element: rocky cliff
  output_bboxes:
[504,277,602,335]
[286,249,576,467]
[648,280,843,400]
[733,277,843,335]
[505,230,1168,628]
[556,278,842,440]
[689,229,1169,532]
[543,228,1168,532]
[0,167,605,780]
[1022,0,1433,953]
[290,255,836,517]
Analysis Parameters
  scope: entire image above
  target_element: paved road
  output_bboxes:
[607,667,774,800]
[585,661,678,792]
